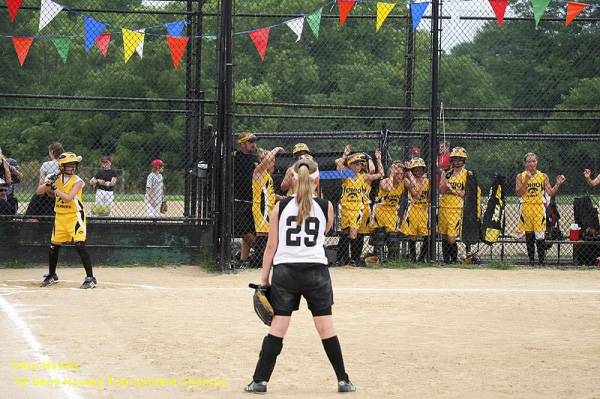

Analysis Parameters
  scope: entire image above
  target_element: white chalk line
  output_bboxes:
[2,281,600,294]
[0,296,83,399]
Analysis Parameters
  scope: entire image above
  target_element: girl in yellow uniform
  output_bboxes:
[251,147,285,268]
[335,145,383,265]
[401,158,430,262]
[371,161,405,233]
[36,152,96,289]
[439,147,469,264]
[515,152,565,266]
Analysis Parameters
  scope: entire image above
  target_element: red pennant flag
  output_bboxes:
[338,0,356,27]
[7,0,22,22]
[566,2,589,26]
[166,35,189,70]
[12,36,33,66]
[488,0,508,27]
[248,28,270,60]
[95,33,111,57]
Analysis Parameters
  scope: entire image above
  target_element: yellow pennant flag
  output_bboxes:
[377,2,396,31]
[122,29,145,63]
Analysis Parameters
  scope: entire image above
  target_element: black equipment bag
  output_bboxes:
[460,172,481,246]
[481,174,505,245]
[574,196,600,239]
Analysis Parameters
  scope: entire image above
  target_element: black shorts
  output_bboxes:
[234,201,255,238]
[270,263,334,317]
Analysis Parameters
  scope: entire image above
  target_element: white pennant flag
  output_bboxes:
[284,17,304,42]
[39,0,64,31]
[135,28,145,58]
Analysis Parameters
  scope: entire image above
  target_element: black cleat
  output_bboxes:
[41,274,59,287]
[79,277,97,289]
[243,380,267,394]
[338,380,357,393]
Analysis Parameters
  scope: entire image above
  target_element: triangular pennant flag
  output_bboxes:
[84,17,106,52]
[205,35,217,42]
[248,28,270,60]
[7,0,21,22]
[284,17,304,42]
[306,8,322,39]
[338,0,356,27]
[166,35,189,70]
[12,37,33,66]
[51,37,70,64]
[566,2,589,26]
[376,3,396,31]
[411,2,429,32]
[39,0,63,31]
[166,21,186,37]
[135,28,145,58]
[531,0,551,26]
[122,29,144,63]
[488,0,508,27]
[95,33,111,57]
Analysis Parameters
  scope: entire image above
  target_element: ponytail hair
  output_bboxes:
[293,158,319,225]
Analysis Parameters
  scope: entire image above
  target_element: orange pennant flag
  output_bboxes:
[249,28,270,60]
[166,36,189,70]
[12,36,33,66]
[95,33,111,57]
[566,2,589,26]
[338,0,356,27]
[7,0,22,22]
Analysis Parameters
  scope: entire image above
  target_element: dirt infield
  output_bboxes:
[2,267,600,399]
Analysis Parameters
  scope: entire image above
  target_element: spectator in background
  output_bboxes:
[90,156,118,216]
[234,132,259,265]
[0,178,18,216]
[584,168,600,187]
[24,142,64,221]
[6,158,23,201]
[0,147,12,188]
[411,147,421,160]
[436,140,451,187]
[145,159,165,218]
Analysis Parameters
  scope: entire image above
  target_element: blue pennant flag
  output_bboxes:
[411,2,429,32]
[84,17,106,52]
[166,21,186,37]
[319,170,354,180]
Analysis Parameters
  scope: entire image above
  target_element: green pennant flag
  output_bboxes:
[205,35,217,42]
[306,8,323,39]
[531,0,551,26]
[51,37,71,64]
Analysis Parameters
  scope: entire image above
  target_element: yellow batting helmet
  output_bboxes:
[347,153,367,165]
[410,157,426,169]
[58,152,82,172]
[292,143,310,156]
[450,147,467,159]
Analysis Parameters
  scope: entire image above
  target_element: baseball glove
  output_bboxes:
[160,201,168,214]
[249,283,274,326]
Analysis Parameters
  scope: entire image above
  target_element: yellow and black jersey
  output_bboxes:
[54,174,84,214]
[374,179,405,211]
[341,174,368,211]
[409,179,429,208]
[439,169,467,209]
[252,172,276,226]
[520,171,545,204]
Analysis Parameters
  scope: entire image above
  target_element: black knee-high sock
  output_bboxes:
[253,334,283,383]
[408,240,417,262]
[356,234,365,259]
[322,335,349,382]
[418,237,429,263]
[253,236,268,267]
[337,235,350,264]
[350,237,363,264]
[442,240,450,264]
[75,242,93,277]
[451,243,459,263]
[526,233,536,265]
[536,239,546,266]
[49,244,61,275]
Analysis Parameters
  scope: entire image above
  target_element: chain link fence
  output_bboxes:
[3,0,600,267]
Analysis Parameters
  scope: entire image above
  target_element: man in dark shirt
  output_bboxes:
[90,156,118,216]
[234,132,259,265]
[0,178,17,216]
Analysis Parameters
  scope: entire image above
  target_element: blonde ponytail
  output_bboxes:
[293,159,318,225]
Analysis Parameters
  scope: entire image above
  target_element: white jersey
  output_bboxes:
[273,195,330,265]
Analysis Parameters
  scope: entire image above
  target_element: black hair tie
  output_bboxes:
[297,162,310,170]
